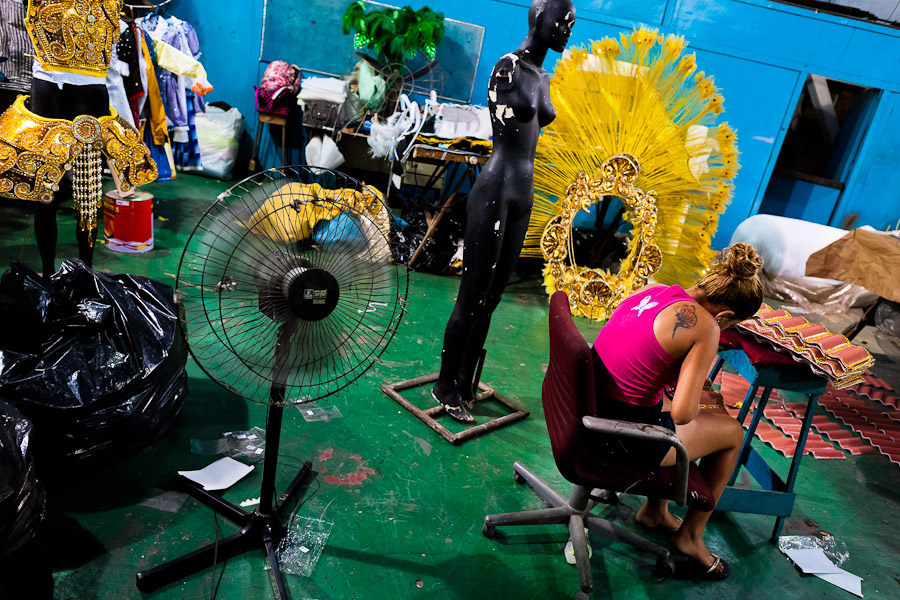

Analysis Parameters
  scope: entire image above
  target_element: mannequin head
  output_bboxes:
[528,0,576,53]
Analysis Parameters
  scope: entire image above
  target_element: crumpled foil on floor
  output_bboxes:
[778,533,850,566]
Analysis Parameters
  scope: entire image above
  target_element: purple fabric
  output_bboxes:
[141,15,200,130]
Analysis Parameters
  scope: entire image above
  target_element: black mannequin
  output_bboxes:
[29,78,109,276]
[432,0,576,422]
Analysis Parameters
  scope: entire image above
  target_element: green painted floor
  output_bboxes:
[1,173,899,599]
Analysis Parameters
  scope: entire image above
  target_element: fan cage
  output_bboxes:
[175,166,409,406]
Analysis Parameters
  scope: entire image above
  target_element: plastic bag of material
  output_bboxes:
[875,300,900,337]
[0,400,46,560]
[732,215,876,311]
[761,274,875,315]
[0,259,188,466]
[195,105,243,180]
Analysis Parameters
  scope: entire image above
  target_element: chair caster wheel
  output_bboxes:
[482,521,496,539]
[513,469,525,484]
[572,590,590,600]
[653,556,675,578]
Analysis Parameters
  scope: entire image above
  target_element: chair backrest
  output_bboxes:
[543,291,597,482]
[542,292,717,509]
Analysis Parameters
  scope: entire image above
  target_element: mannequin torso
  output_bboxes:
[431,0,575,422]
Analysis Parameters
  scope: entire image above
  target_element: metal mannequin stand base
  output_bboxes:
[382,353,530,445]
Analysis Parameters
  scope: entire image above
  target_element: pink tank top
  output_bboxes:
[593,285,695,407]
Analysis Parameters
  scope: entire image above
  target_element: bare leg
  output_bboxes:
[635,498,682,530]
[658,409,743,569]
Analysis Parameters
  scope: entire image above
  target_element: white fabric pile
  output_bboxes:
[298,76,348,106]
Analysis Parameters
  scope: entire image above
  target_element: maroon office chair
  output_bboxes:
[483,291,716,599]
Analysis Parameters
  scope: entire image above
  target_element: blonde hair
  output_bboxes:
[696,243,764,320]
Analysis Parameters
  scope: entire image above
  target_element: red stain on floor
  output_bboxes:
[318,449,377,486]
[323,466,376,486]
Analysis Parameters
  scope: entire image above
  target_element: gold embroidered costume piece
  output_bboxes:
[24,0,123,77]
[0,96,158,240]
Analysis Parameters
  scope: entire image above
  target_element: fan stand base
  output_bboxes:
[381,372,530,446]
[135,458,313,598]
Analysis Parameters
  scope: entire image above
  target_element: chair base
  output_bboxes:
[483,462,674,598]
[381,372,530,445]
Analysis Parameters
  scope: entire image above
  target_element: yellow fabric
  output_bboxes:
[150,38,203,78]
[149,38,213,96]
[415,135,492,154]
[139,32,169,146]
[247,183,340,244]
[24,0,122,77]
[0,95,158,203]
[246,183,390,249]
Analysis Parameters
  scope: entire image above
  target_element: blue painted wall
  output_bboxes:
[172,0,900,246]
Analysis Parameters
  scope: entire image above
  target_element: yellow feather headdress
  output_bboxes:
[524,28,739,319]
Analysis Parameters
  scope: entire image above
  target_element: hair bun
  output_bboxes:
[723,242,762,280]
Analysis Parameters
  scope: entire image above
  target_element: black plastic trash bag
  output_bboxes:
[0,400,46,560]
[0,259,188,465]
[391,190,465,273]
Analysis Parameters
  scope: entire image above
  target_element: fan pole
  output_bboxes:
[259,385,286,516]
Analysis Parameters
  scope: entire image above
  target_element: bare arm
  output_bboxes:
[669,315,720,425]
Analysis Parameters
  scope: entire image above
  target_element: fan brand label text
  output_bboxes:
[304,289,328,304]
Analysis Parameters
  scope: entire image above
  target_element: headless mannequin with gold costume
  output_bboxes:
[0,0,157,276]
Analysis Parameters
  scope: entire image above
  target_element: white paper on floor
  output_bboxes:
[781,546,863,597]
[178,456,254,491]
[784,548,844,574]
[818,571,864,597]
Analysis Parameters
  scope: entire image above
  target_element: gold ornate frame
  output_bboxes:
[540,154,661,320]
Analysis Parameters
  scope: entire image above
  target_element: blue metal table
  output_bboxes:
[710,346,829,542]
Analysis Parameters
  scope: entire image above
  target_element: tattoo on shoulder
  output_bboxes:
[672,305,698,337]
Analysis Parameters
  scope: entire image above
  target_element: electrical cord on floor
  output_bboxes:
[209,512,225,600]
[274,454,321,513]
[203,451,319,599]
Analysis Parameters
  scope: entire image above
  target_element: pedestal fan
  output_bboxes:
[135,166,407,597]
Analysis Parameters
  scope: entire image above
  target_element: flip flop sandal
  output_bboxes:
[432,390,474,423]
[674,552,730,581]
[564,528,592,565]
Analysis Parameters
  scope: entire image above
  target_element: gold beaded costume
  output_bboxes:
[24,0,122,77]
[0,97,157,234]
[0,0,157,243]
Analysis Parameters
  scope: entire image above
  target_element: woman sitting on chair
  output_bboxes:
[593,242,763,581]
